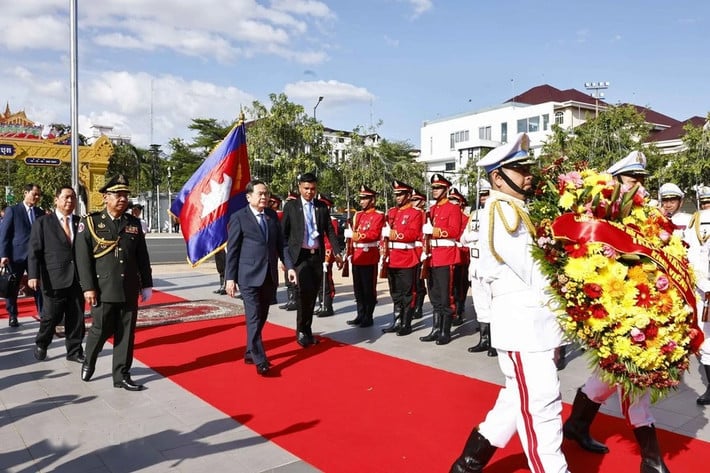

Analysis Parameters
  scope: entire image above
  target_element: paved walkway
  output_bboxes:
[1,263,709,472]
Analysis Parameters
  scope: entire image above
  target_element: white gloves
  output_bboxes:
[381,225,391,238]
[422,222,433,235]
[343,228,353,239]
[141,287,153,303]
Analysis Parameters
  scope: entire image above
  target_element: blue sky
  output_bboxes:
[1,1,708,150]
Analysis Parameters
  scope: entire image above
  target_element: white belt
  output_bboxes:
[389,242,416,249]
[430,239,457,247]
[415,241,423,247]
[354,242,379,248]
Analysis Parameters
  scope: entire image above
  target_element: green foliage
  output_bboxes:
[660,114,710,204]
[8,162,71,209]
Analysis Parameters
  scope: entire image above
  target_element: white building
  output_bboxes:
[323,126,380,163]
[418,84,687,194]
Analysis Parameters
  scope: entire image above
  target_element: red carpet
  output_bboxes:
[2,290,185,320]
[132,316,710,473]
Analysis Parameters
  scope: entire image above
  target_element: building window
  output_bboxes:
[528,116,539,132]
[478,126,491,140]
[450,129,470,150]
[517,118,527,133]
[555,112,564,125]
[445,162,455,172]
[501,122,507,143]
[542,114,549,131]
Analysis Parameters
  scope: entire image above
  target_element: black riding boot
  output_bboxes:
[437,312,452,345]
[279,285,297,311]
[397,308,412,336]
[468,323,490,353]
[450,428,497,473]
[633,425,670,473]
[347,301,365,326]
[452,300,465,326]
[412,291,425,319]
[419,312,440,342]
[697,365,710,405]
[563,387,609,454]
[382,305,402,333]
[213,276,226,295]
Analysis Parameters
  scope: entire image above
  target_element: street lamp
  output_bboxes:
[313,96,324,120]
[584,81,609,118]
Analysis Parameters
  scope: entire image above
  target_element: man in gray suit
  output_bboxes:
[225,180,296,376]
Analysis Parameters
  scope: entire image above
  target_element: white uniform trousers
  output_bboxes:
[478,349,569,473]
[581,375,654,428]
[697,291,710,364]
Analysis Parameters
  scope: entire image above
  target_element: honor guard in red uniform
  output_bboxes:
[447,187,470,327]
[345,185,385,328]
[451,133,569,473]
[409,189,428,319]
[314,193,339,317]
[278,191,299,311]
[419,174,463,345]
[381,180,424,336]
[269,194,283,221]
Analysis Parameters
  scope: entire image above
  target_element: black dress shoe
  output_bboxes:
[34,345,47,361]
[256,361,270,375]
[244,354,255,365]
[8,316,19,328]
[114,377,144,391]
[358,319,373,328]
[346,318,362,326]
[81,362,95,382]
[296,332,311,348]
[66,353,86,363]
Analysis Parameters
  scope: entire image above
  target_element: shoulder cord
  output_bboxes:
[85,216,120,258]
[488,199,535,264]
[689,212,710,245]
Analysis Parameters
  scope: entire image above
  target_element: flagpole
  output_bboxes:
[70,0,80,210]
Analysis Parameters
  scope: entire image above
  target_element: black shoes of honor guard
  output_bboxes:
[81,361,95,381]
[34,345,47,361]
[8,316,19,327]
[296,332,319,348]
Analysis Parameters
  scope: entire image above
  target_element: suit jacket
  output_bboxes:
[0,203,44,264]
[225,206,293,287]
[27,213,80,292]
[75,209,153,309]
[281,197,342,263]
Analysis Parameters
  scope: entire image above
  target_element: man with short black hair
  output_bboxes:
[281,173,342,347]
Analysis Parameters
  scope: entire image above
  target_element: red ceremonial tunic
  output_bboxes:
[386,203,424,269]
[324,217,339,262]
[352,208,385,266]
[429,198,463,267]
[458,211,470,266]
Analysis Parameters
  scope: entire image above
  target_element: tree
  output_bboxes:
[12,163,71,210]
[244,93,332,197]
[339,126,424,211]
[662,115,710,204]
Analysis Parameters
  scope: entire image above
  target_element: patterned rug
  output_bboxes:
[133,299,244,327]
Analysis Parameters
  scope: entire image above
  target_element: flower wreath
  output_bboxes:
[529,160,704,401]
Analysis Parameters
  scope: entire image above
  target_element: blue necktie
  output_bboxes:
[257,213,267,240]
[28,207,34,224]
[306,202,316,247]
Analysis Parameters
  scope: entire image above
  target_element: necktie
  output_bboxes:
[306,202,316,247]
[257,213,267,240]
[28,207,34,224]
[63,216,72,243]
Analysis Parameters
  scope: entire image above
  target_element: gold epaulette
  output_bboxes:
[85,214,120,258]
[488,198,535,264]
[689,211,710,244]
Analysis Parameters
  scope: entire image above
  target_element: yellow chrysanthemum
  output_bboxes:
[559,192,576,210]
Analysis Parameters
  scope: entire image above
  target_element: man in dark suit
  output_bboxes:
[0,183,44,327]
[225,180,296,375]
[281,172,342,347]
[27,185,85,362]
[75,175,153,391]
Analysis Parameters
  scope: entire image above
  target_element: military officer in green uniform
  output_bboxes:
[75,174,153,391]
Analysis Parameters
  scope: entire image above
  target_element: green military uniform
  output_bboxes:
[76,207,153,384]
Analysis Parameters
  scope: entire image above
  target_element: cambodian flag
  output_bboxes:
[170,123,251,266]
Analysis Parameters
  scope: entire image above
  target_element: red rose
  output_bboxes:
[583,283,603,299]
[590,304,608,319]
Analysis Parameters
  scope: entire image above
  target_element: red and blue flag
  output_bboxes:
[170,122,251,266]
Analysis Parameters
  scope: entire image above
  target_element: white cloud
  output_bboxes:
[384,35,400,47]
[284,80,375,107]
[404,0,433,18]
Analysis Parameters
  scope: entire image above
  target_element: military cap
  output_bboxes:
[447,187,468,206]
[99,174,131,193]
[698,186,710,203]
[478,133,535,174]
[318,193,334,207]
[392,180,413,194]
[411,189,426,201]
[607,151,648,177]
[286,191,298,201]
[358,185,377,198]
[477,179,491,195]
[659,183,684,199]
[430,173,452,188]
[269,194,282,205]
